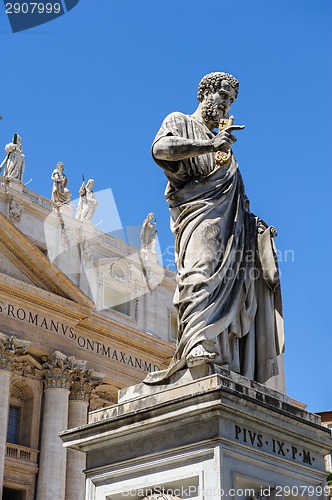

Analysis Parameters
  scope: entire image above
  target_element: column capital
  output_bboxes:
[0,333,29,372]
[41,351,76,390]
[70,368,104,402]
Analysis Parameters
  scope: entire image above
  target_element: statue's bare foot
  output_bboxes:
[186,344,217,367]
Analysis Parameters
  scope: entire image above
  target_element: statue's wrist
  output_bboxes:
[208,140,216,153]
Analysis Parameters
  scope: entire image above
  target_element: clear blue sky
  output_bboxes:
[1,0,331,412]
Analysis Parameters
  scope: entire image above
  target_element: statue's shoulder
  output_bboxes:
[5,142,15,152]
[163,111,189,123]
[154,112,192,145]
[160,112,192,132]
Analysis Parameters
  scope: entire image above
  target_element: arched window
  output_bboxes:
[7,384,24,445]
[7,381,34,448]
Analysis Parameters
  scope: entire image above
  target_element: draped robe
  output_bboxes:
[51,169,71,204]
[76,184,98,222]
[144,112,284,384]
[1,142,25,181]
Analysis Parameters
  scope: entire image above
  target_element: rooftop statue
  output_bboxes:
[144,72,284,385]
[140,212,158,256]
[75,178,98,222]
[0,133,25,181]
[51,162,72,204]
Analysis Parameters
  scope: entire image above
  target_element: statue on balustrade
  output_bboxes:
[144,72,284,386]
[51,162,72,204]
[75,178,98,222]
[0,133,25,181]
[140,212,158,256]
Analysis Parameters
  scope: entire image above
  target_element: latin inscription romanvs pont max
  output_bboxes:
[0,300,160,373]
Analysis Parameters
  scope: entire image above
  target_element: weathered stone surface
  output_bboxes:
[146,72,284,388]
[61,370,332,499]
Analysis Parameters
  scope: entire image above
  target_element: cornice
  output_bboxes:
[79,313,174,361]
[0,273,174,362]
[0,275,92,321]
[0,209,94,308]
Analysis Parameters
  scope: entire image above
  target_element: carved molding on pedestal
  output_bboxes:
[0,333,29,371]
[142,495,182,500]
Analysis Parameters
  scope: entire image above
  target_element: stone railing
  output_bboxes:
[22,186,56,210]
[5,443,38,463]
[0,176,56,211]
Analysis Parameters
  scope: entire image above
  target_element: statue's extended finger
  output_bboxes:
[226,124,245,133]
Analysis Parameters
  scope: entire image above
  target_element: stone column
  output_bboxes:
[36,352,75,500]
[65,369,103,500]
[0,334,29,492]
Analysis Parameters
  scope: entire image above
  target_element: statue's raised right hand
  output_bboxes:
[211,124,245,152]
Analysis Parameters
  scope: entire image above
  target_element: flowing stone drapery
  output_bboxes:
[75,179,98,222]
[1,135,25,181]
[145,110,284,385]
[51,162,71,204]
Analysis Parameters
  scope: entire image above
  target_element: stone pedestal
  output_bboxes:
[59,203,74,217]
[5,178,24,193]
[61,366,332,500]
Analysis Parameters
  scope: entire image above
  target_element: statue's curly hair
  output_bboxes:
[197,72,239,102]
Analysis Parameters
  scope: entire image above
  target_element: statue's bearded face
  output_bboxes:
[201,86,236,128]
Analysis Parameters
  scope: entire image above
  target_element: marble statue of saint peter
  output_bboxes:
[145,72,284,386]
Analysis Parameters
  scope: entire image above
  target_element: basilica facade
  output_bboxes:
[0,176,176,500]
